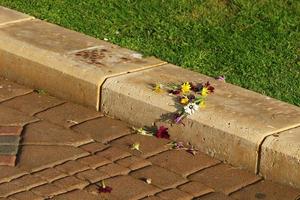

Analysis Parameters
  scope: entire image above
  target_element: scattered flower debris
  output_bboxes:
[153,81,215,124]
[132,127,154,136]
[34,88,47,95]
[145,178,152,184]
[155,126,170,139]
[167,141,198,155]
[131,142,142,152]
[66,120,79,125]
[131,53,143,59]
[216,75,225,82]
[98,180,112,193]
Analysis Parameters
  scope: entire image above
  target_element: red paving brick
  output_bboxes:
[0,79,299,200]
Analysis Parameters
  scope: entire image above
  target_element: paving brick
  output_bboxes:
[0,155,16,166]
[0,166,27,183]
[55,160,89,175]
[17,145,89,172]
[195,192,235,200]
[80,142,108,154]
[105,175,160,200]
[189,164,261,195]
[14,174,46,189]
[0,105,38,126]
[33,168,68,182]
[130,165,187,189]
[77,154,111,169]
[2,92,64,116]
[0,136,20,145]
[148,150,220,177]
[0,145,18,155]
[53,176,89,191]
[0,174,46,197]
[116,156,151,171]
[72,117,131,143]
[0,77,32,102]
[53,189,118,200]
[96,146,131,161]
[142,196,163,200]
[22,121,92,146]
[230,180,300,200]
[31,183,65,198]
[110,134,170,158]
[76,169,108,183]
[97,163,130,177]
[178,181,214,198]
[156,188,193,200]
[0,181,22,197]
[0,126,22,136]
[35,102,102,127]
[9,191,43,200]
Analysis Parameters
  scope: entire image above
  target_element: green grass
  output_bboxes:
[1,0,299,105]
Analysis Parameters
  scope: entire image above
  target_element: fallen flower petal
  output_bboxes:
[155,126,170,139]
[133,127,153,136]
[216,75,225,82]
[131,142,142,152]
[154,83,163,93]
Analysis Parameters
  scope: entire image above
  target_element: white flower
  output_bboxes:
[184,103,199,115]
[103,38,109,41]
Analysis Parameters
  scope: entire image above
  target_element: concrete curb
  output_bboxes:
[1,6,300,189]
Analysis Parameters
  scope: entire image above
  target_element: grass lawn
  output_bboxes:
[1,0,299,106]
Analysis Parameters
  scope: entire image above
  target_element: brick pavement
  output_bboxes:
[0,76,300,200]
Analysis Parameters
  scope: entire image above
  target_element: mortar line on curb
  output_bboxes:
[255,124,300,175]
[0,17,35,27]
[97,62,167,112]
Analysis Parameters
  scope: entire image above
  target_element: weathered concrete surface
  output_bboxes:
[0,6,33,26]
[102,64,300,173]
[0,19,165,109]
[260,127,300,188]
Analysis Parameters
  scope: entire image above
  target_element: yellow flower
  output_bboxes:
[180,96,189,104]
[201,87,209,97]
[199,100,206,108]
[154,83,163,93]
[181,82,191,93]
